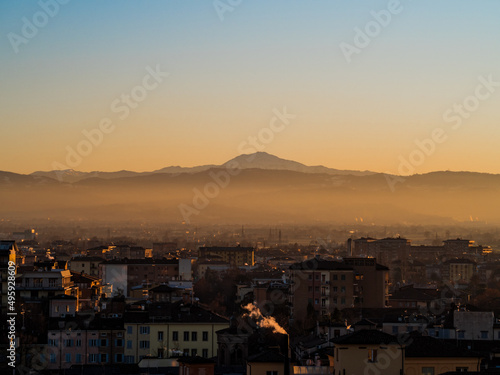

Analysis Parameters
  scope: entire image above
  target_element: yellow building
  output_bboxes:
[404,334,482,374]
[247,351,287,375]
[123,302,229,363]
[333,330,404,375]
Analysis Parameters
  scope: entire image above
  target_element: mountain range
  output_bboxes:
[30,152,375,183]
[1,152,499,225]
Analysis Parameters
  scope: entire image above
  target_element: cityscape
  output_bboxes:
[2,1,500,375]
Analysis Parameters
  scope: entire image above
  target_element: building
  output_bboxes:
[198,246,255,267]
[442,258,477,284]
[389,285,440,309]
[71,271,103,311]
[352,237,411,267]
[288,257,389,323]
[100,258,180,297]
[177,356,215,375]
[332,330,404,375]
[454,311,494,340]
[246,351,287,375]
[69,256,105,277]
[123,302,229,363]
[17,268,78,301]
[46,315,125,369]
[404,334,482,374]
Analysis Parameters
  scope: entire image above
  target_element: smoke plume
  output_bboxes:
[243,303,287,334]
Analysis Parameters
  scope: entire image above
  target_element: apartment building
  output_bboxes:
[198,246,255,267]
[123,302,229,363]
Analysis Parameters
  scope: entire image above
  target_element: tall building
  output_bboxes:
[198,246,255,267]
[289,257,389,323]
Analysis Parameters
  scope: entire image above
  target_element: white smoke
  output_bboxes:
[243,303,287,334]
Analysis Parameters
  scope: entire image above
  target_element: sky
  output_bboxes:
[1,0,500,175]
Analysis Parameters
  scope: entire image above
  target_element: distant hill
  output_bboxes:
[1,160,500,225]
[30,152,375,182]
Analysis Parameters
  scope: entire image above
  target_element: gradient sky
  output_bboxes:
[1,0,500,175]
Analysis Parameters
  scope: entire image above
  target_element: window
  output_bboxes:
[481,331,488,339]
[50,354,56,363]
[315,274,319,280]
[341,275,346,281]
[315,299,319,305]
[333,275,338,280]
[422,367,434,375]
[202,349,209,358]
[173,331,179,341]
[140,326,150,335]
[321,274,326,282]
[158,349,164,358]
[308,286,313,292]
[368,349,377,362]
[308,274,312,280]
[55,306,59,313]
[49,339,58,347]
[115,354,123,363]
[116,339,123,347]
[66,305,70,312]
[100,339,108,347]
[75,354,82,363]
[341,286,346,293]
[139,341,150,349]
[341,297,346,305]
[184,331,190,341]
[192,349,197,356]
[183,348,190,355]
[158,331,164,341]
[333,286,338,292]
[125,355,135,364]
[315,286,319,292]
[192,332,197,341]
[458,331,465,339]
[76,339,81,347]
[202,331,209,341]
[321,299,326,307]
[100,354,108,363]
[127,340,132,349]
[127,326,133,334]
[65,353,71,363]
[89,354,98,363]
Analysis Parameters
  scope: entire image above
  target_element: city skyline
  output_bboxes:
[2,1,500,175]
